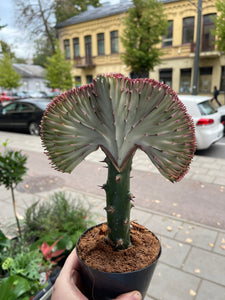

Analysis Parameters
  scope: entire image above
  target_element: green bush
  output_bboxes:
[0,192,95,299]
[22,191,95,251]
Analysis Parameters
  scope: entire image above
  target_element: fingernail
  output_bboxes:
[131,291,142,300]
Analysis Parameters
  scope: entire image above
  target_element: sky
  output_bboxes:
[0,0,35,59]
[0,0,120,61]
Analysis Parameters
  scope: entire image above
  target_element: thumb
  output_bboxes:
[114,290,142,300]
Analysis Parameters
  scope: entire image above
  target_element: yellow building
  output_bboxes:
[56,0,225,102]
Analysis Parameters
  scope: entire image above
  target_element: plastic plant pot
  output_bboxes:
[76,224,161,300]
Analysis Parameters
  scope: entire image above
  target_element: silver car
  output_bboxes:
[179,95,224,150]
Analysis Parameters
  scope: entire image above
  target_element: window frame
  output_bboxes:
[110,30,119,54]
[64,39,71,59]
[73,37,80,59]
[97,33,105,55]
[162,20,173,47]
[182,17,194,44]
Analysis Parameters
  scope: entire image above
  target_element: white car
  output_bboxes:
[178,95,224,150]
[211,102,225,132]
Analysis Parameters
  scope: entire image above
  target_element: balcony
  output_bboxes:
[74,56,96,68]
[190,42,220,58]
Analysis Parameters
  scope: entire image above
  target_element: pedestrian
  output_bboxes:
[212,86,222,106]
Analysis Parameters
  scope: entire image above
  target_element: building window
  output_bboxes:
[73,38,80,58]
[64,39,70,59]
[159,69,172,87]
[110,30,119,53]
[182,17,194,44]
[97,33,105,55]
[85,35,92,64]
[202,14,216,51]
[220,66,225,92]
[180,69,192,93]
[199,67,212,93]
[75,76,81,87]
[86,75,93,84]
[162,20,173,47]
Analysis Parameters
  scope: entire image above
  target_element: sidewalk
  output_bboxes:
[1,132,225,299]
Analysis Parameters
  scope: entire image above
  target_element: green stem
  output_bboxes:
[104,157,133,250]
[11,185,22,238]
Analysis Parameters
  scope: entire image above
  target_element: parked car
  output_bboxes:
[179,95,224,150]
[0,98,51,136]
[211,102,225,132]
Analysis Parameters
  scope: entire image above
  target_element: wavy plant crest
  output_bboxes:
[41,73,196,183]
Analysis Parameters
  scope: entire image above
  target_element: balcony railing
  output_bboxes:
[190,40,215,53]
[74,56,95,68]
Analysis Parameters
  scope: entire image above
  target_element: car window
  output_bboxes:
[198,101,217,116]
[17,103,35,112]
[2,103,18,114]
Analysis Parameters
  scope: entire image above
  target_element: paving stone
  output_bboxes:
[147,263,200,300]
[195,280,225,300]
[213,232,225,255]
[191,174,214,184]
[159,236,191,268]
[213,177,225,185]
[131,207,153,225]
[174,223,218,250]
[145,214,183,238]
[183,248,225,286]
[0,186,11,201]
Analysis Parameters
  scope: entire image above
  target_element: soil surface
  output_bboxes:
[77,222,161,273]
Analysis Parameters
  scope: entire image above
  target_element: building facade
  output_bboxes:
[56,0,225,102]
[13,64,49,93]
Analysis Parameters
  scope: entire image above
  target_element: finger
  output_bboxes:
[114,291,142,300]
[60,248,80,278]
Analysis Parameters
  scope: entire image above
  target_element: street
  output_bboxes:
[1,131,225,230]
[195,136,225,159]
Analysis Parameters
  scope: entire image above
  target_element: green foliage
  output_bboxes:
[0,53,21,90]
[0,41,15,59]
[33,36,56,67]
[44,41,72,91]
[0,144,27,190]
[3,250,43,280]
[0,275,30,300]
[23,191,94,250]
[55,0,101,23]
[0,142,27,236]
[0,190,93,298]
[0,231,47,299]
[213,0,225,52]
[121,0,168,75]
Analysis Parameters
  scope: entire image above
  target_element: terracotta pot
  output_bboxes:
[76,224,161,300]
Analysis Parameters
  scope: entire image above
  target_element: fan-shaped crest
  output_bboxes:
[41,73,196,182]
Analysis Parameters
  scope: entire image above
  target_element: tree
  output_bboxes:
[213,0,225,52]
[0,53,21,90]
[0,41,15,59]
[45,41,72,91]
[121,0,168,77]
[54,0,101,23]
[14,0,101,60]
[33,37,55,67]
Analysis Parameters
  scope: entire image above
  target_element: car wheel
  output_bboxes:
[29,122,40,136]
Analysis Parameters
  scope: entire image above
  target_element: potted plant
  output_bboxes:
[41,73,196,299]
[0,141,27,237]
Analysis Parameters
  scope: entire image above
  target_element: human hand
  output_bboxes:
[51,248,142,300]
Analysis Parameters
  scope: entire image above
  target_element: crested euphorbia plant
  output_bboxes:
[41,73,196,250]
